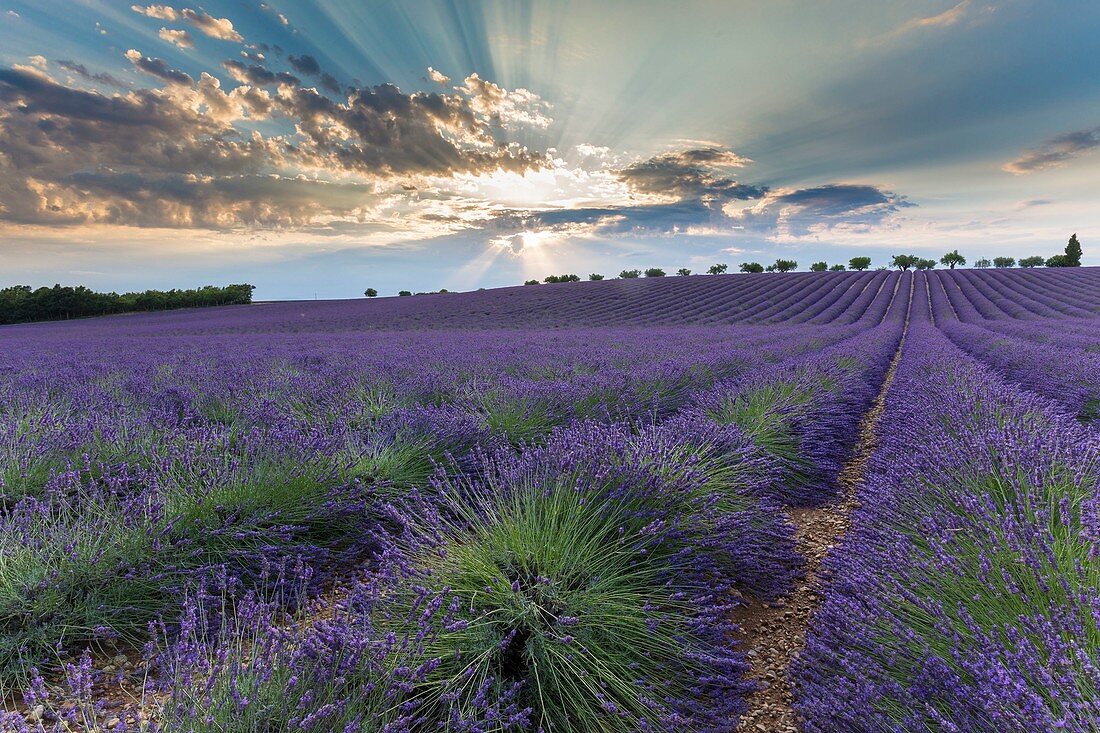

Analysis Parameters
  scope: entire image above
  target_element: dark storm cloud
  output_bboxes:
[618,147,766,203]
[1004,126,1100,174]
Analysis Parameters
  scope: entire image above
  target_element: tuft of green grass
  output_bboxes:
[389,472,742,732]
[708,380,814,475]
[474,390,561,447]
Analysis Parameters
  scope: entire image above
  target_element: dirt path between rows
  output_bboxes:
[732,283,912,732]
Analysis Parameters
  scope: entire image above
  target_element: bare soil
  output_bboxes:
[732,297,911,732]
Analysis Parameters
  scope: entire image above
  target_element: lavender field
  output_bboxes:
[1,268,1098,733]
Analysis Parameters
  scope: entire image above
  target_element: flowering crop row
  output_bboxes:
[795,321,1100,731]
[938,320,1100,424]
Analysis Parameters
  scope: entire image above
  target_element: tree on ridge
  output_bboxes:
[940,250,966,269]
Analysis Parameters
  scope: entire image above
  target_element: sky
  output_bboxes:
[2,0,1099,298]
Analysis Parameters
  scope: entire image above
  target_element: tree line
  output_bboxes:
[0,283,255,325]
[508,234,1085,286]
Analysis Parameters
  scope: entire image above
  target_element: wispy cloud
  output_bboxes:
[55,60,128,87]
[1015,198,1052,209]
[863,1,995,46]
[1004,126,1100,174]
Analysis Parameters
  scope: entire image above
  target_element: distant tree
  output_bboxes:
[1050,234,1085,268]
[875,266,888,271]
[676,268,692,276]
[771,259,798,273]
[437,289,450,293]
[644,268,666,277]
[891,254,920,271]
[544,274,581,283]
[848,256,872,271]
[364,288,378,297]
[524,279,540,285]
[619,269,641,279]
[1066,233,1083,266]
[739,262,764,273]
[707,263,729,275]
[1018,256,1045,268]
[992,256,1016,268]
[940,250,966,269]
[810,261,828,272]
[588,273,605,281]
[975,258,992,269]
[914,258,936,270]
[829,263,846,271]
[398,290,412,296]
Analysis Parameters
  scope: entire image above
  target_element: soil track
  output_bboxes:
[732,278,913,732]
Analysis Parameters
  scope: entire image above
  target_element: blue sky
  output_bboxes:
[2,0,1099,298]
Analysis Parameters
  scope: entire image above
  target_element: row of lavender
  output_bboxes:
[1,300,904,730]
[934,319,1100,425]
[909,265,1100,424]
[927,268,1100,322]
[796,316,1099,731]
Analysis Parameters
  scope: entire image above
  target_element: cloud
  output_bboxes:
[618,147,762,204]
[457,73,552,129]
[55,60,128,87]
[159,27,194,49]
[725,184,913,238]
[259,3,289,26]
[1015,198,1052,209]
[125,49,194,85]
[427,66,450,85]
[865,1,995,46]
[287,54,320,76]
[222,59,299,87]
[1003,126,1100,174]
[6,10,19,18]
[0,59,545,229]
[131,5,244,42]
[287,54,341,93]
[130,4,178,21]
